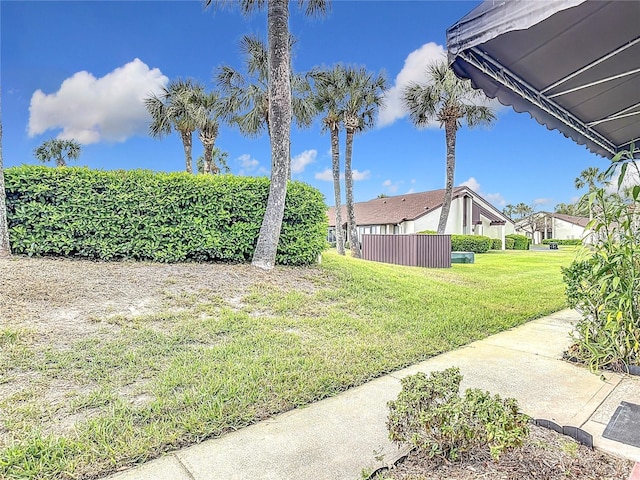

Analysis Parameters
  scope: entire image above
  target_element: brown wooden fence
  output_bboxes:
[361,234,451,268]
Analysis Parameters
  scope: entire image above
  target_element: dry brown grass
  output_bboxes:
[1,255,323,348]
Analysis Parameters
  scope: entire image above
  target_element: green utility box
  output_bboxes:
[451,251,475,264]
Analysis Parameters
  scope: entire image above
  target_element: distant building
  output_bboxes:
[515,212,591,244]
[327,186,514,249]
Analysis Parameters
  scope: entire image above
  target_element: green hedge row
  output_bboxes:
[505,234,530,250]
[542,238,582,245]
[505,238,515,249]
[4,166,328,265]
[451,234,492,253]
[418,231,498,253]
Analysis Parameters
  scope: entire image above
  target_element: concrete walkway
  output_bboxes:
[106,309,640,480]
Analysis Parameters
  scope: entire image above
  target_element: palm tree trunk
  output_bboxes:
[330,126,345,255]
[0,96,11,257]
[200,132,213,175]
[437,121,457,234]
[180,130,193,174]
[252,0,291,270]
[344,126,361,258]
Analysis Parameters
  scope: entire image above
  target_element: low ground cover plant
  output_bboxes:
[387,368,529,462]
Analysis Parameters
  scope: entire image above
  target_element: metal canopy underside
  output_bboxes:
[446,0,640,159]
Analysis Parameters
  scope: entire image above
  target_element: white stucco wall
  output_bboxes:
[552,218,586,240]
[411,210,440,233]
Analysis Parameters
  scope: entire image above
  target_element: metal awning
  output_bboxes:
[446,0,640,159]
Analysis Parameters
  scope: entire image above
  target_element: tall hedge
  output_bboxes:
[4,166,327,265]
[505,234,530,250]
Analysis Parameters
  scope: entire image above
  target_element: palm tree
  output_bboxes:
[216,34,317,176]
[196,148,230,175]
[403,59,496,234]
[0,91,10,257]
[33,138,81,166]
[575,167,606,192]
[193,89,224,174]
[342,66,386,258]
[503,204,515,220]
[145,79,203,174]
[575,167,607,223]
[206,0,328,270]
[309,65,348,255]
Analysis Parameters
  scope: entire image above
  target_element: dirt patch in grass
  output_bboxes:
[374,424,633,480]
[0,256,324,348]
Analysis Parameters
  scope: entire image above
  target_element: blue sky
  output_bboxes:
[2,0,611,210]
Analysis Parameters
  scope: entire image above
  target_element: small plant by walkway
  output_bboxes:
[0,248,576,479]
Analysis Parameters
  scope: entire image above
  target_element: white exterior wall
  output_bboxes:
[411,210,440,233]
[411,198,467,234]
[446,199,465,234]
[552,218,585,240]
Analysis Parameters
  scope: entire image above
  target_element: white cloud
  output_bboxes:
[238,154,259,169]
[378,42,446,128]
[352,169,371,181]
[382,179,401,194]
[28,58,168,144]
[291,149,317,174]
[460,177,506,207]
[485,193,507,207]
[460,177,481,192]
[315,168,333,182]
[533,198,552,205]
[314,168,370,182]
[406,188,415,194]
[237,153,267,176]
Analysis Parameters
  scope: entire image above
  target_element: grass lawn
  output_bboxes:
[0,247,578,479]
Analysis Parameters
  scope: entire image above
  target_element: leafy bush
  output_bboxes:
[5,166,327,265]
[491,238,502,250]
[451,234,491,253]
[562,149,640,371]
[417,230,437,235]
[387,368,529,462]
[505,234,530,250]
[542,238,582,245]
[505,237,515,249]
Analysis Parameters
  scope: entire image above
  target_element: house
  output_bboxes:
[514,212,591,244]
[327,186,515,249]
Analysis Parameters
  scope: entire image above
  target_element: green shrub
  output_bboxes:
[505,234,530,250]
[542,238,582,245]
[505,237,515,249]
[417,229,437,235]
[451,234,491,253]
[562,155,640,372]
[5,166,327,265]
[387,368,529,462]
[491,238,502,250]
